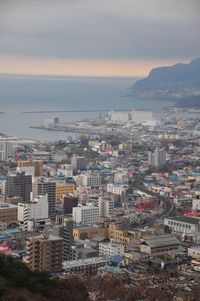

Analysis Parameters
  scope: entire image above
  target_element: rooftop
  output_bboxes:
[63,257,110,269]
[142,235,180,248]
[166,216,200,224]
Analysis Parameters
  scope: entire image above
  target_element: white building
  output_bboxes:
[148,147,166,167]
[16,166,35,177]
[18,194,49,231]
[72,203,99,225]
[0,141,15,161]
[44,117,59,128]
[164,216,200,243]
[109,111,130,124]
[82,174,102,187]
[98,196,114,218]
[107,183,129,195]
[99,241,124,257]
[131,110,153,124]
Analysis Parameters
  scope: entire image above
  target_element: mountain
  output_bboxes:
[131,58,200,104]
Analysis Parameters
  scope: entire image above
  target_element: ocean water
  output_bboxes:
[0,75,172,141]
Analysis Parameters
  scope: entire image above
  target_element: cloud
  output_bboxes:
[0,0,199,61]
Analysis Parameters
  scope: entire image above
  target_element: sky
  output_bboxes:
[0,0,199,77]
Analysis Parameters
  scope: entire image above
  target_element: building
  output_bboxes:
[0,203,17,225]
[98,196,114,218]
[72,203,99,225]
[63,221,74,261]
[25,233,64,272]
[0,141,15,161]
[131,110,153,124]
[164,216,200,243]
[107,184,129,195]
[62,257,111,276]
[56,182,75,200]
[188,246,200,260]
[57,164,73,178]
[71,155,86,173]
[63,195,78,214]
[6,172,32,202]
[73,225,107,241]
[18,195,49,231]
[109,111,130,124]
[192,198,200,212]
[140,235,180,257]
[82,174,102,187]
[34,178,56,220]
[17,160,43,177]
[16,166,35,177]
[99,241,124,257]
[148,147,166,167]
[44,117,59,128]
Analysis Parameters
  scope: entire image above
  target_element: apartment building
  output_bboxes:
[56,182,75,200]
[25,233,64,272]
[17,160,43,177]
[18,195,48,231]
[6,172,32,202]
[72,203,99,225]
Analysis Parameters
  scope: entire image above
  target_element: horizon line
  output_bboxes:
[0,72,142,80]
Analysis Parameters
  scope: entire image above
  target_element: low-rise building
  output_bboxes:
[0,203,18,225]
[99,241,124,257]
[72,203,99,225]
[140,235,180,257]
[73,225,107,241]
[164,216,200,243]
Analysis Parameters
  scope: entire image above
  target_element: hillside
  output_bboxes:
[131,58,200,104]
[0,255,89,301]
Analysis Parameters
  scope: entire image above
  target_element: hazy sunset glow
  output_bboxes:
[0,57,182,78]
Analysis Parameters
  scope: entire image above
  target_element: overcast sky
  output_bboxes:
[0,0,199,76]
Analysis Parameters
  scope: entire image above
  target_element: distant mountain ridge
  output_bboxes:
[131,58,200,105]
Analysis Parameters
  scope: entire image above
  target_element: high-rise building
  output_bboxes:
[98,196,114,218]
[71,155,86,173]
[148,147,166,167]
[0,141,15,161]
[63,221,74,261]
[18,195,49,231]
[34,178,56,220]
[63,196,78,214]
[17,160,43,177]
[25,233,64,272]
[56,182,75,200]
[6,172,32,202]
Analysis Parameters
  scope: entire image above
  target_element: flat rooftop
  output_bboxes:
[63,257,110,269]
[166,216,200,224]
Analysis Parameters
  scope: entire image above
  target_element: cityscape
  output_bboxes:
[0,1,200,301]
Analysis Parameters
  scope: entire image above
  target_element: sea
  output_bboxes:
[0,75,173,142]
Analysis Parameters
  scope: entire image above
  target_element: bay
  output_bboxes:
[0,75,172,141]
